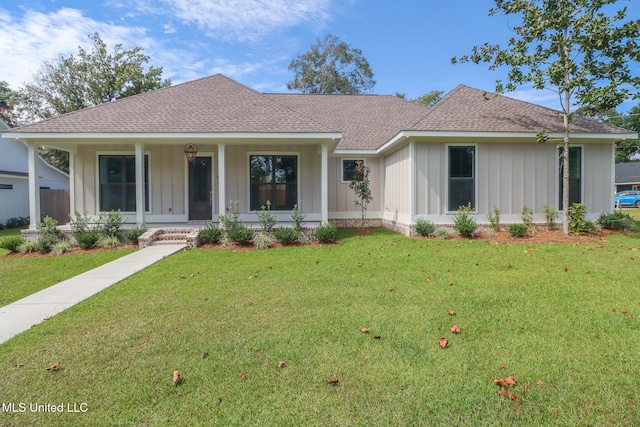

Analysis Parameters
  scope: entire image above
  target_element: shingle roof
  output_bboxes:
[615,161,640,183]
[8,74,336,134]
[265,93,428,150]
[411,85,629,134]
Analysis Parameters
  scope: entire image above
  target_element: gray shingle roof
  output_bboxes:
[615,161,640,183]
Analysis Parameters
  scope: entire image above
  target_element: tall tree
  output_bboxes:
[610,105,640,162]
[19,33,171,172]
[0,81,19,127]
[396,90,444,107]
[452,0,640,234]
[287,34,375,94]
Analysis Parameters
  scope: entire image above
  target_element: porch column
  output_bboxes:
[218,143,226,215]
[69,152,75,216]
[27,142,40,229]
[321,142,328,223]
[134,143,145,224]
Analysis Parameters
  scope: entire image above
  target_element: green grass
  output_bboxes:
[0,248,136,306]
[1,229,640,426]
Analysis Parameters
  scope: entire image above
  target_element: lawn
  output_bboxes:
[1,229,639,426]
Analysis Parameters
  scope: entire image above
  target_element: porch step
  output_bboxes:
[139,228,200,249]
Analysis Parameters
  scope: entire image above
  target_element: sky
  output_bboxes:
[0,0,638,112]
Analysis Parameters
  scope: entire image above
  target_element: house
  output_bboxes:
[1,74,636,236]
[0,118,69,225]
[615,162,640,193]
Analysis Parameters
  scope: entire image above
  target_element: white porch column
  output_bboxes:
[69,152,75,216]
[134,143,145,224]
[27,142,40,229]
[218,143,226,215]
[321,142,329,223]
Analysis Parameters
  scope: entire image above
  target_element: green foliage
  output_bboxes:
[287,34,375,94]
[567,203,598,234]
[97,236,121,249]
[198,224,222,244]
[255,201,277,233]
[349,160,373,229]
[453,203,477,237]
[521,205,534,232]
[508,223,529,238]
[219,200,240,232]
[17,240,37,254]
[414,218,436,237]
[0,235,25,252]
[51,240,71,256]
[75,232,100,249]
[598,211,637,231]
[122,223,147,245]
[5,217,28,229]
[253,232,273,250]
[486,207,501,231]
[96,210,124,238]
[36,236,58,253]
[274,227,300,245]
[397,90,444,107]
[37,216,62,240]
[434,227,451,239]
[543,204,558,230]
[227,224,254,245]
[0,80,19,126]
[291,204,306,231]
[312,221,337,243]
[70,211,98,248]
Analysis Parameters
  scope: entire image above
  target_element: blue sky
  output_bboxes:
[1,0,638,111]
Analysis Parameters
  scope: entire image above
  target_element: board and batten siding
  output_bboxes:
[383,144,412,223]
[328,157,381,215]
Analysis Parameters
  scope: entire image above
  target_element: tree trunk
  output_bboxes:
[562,90,571,235]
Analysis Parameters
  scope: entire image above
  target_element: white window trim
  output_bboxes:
[247,151,300,213]
[555,144,584,211]
[341,158,366,183]
[95,151,152,214]
[445,143,478,214]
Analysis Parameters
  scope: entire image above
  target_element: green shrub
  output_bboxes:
[434,227,451,239]
[227,224,254,245]
[96,210,124,238]
[312,222,337,243]
[0,236,25,252]
[253,232,273,250]
[0,222,5,230]
[543,204,558,230]
[51,240,71,256]
[97,236,121,249]
[75,231,100,249]
[36,236,58,253]
[486,207,501,231]
[453,203,477,237]
[256,201,277,233]
[274,227,300,245]
[18,241,37,254]
[6,217,29,229]
[198,224,223,244]
[219,201,241,232]
[291,204,306,231]
[122,223,148,244]
[521,205,534,232]
[568,203,590,234]
[508,223,529,238]
[598,212,636,231]
[37,216,62,240]
[414,218,436,237]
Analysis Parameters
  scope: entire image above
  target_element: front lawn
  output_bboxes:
[1,229,639,426]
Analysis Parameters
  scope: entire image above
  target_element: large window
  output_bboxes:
[99,154,149,212]
[558,146,582,207]
[250,154,297,210]
[448,146,476,211]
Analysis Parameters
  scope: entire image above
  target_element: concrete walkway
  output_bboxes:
[0,244,186,345]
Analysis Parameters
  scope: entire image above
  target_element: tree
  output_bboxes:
[610,105,640,162]
[396,91,444,107]
[349,160,373,229]
[452,0,640,234]
[287,34,375,94]
[0,81,19,127]
[19,33,171,172]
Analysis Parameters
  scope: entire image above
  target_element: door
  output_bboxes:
[189,157,212,220]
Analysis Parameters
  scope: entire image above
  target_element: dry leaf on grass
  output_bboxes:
[498,387,520,401]
[450,325,461,334]
[447,310,456,316]
[438,338,449,348]
[373,335,381,339]
[494,374,516,387]
[623,311,633,319]
[278,361,286,369]
[327,378,339,385]
[46,362,60,371]
[360,327,370,333]
[173,370,181,386]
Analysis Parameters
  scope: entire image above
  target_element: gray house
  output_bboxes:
[2,74,636,236]
[615,162,640,192]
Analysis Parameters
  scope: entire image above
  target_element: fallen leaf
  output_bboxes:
[46,362,60,371]
[361,327,370,333]
[177,392,183,397]
[498,387,520,401]
[427,277,432,281]
[499,364,505,370]
[537,380,544,386]
[523,384,531,394]
[623,311,633,319]
[448,281,454,286]
[387,286,393,292]
[173,370,181,386]
[373,335,381,339]
[438,337,449,348]
[240,373,247,379]
[447,310,456,316]
[563,266,568,272]
[495,374,516,387]
[450,325,461,334]
[278,361,286,369]
[16,363,24,367]
[327,378,340,385]
[203,352,209,359]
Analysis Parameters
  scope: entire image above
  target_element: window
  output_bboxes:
[0,184,13,190]
[250,155,297,210]
[558,146,582,207]
[99,155,149,212]
[342,159,365,182]
[448,146,476,211]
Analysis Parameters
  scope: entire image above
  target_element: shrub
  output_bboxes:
[453,203,477,237]
[543,204,558,230]
[486,207,501,231]
[291,204,306,231]
[75,231,100,249]
[227,224,254,245]
[434,227,451,239]
[219,201,240,231]
[484,228,496,240]
[0,222,4,230]
[256,201,277,233]
[96,210,124,238]
[18,241,37,253]
[568,203,588,234]
[36,236,58,253]
[312,222,337,243]
[51,240,71,256]
[253,232,273,250]
[521,205,534,233]
[37,216,62,240]
[199,224,223,244]
[414,218,436,237]
[508,223,529,238]
[0,236,25,252]
[598,212,636,231]
[97,236,121,249]
[6,216,29,229]
[122,223,148,244]
[274,227,300,245]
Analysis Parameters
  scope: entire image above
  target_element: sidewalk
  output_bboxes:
[0,244,186,345]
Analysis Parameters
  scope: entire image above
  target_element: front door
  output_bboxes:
[189,157,212,220]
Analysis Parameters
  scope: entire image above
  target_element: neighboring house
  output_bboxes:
[1,74,636,235]
[615,162,640,193]
[0,118,69,225]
